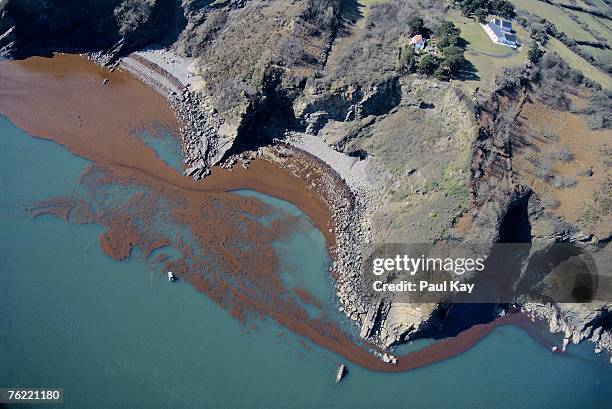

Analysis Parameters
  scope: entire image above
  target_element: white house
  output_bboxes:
[410,34,426,50]
[482,18,519,48]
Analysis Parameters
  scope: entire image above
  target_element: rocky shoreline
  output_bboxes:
[105,48,611,363]
[112,48,390,352]
[95,49,225,180]
[523,303,612,362]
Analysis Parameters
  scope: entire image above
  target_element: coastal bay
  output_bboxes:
[0,53,515,372]
[1,112,611,408]
[1,53,610,408]
[0,0,610,404]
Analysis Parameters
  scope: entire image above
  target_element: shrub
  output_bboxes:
[527,43,544,64]
[541,194,560,209]
[399,45,418,74]
[418,54,440,75]
[556,146,574,162]
[178,10,229,57]
[407,16,425,36]
[277,35,310,67]
[586,90,611,129]
[495,65,527,93]
[114,0,156,37]
[530,52,585,110]
[552,175,577,189]
[531,158,554,182]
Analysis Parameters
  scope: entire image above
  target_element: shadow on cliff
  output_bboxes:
[337,0,364,37]
[2,0,186,61]
[220,67,302,158]
[413,304,502,340]
[413,192,535,341]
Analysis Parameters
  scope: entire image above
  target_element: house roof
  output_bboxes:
[411,34,424,43]
[492,18,512,30]
[505,32,517,42]
[487,21,509,40]
[486,21,518,45]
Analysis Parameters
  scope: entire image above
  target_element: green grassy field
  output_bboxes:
[546,37,612,89]
[579,43,612,61]
[511,0,597,42]
[550,0,611,13]
[508,0,612,90]
[578,44,612,69]
[571,10,612,44]
[449,11,529,94]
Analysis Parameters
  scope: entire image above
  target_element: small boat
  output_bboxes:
[335,364,346,383]
[167,271,176,282]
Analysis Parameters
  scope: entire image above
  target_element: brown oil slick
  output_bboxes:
[0,54,333,241]
[1,54,534,372]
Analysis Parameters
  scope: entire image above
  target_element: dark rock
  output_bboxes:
[0,0,181,60]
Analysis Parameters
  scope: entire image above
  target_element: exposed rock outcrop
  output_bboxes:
[468,62,612,355]
[294,76,402,135]
[523,303,612,354]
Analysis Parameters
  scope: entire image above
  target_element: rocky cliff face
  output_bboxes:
[182,0,343,170]
[467,62,612,354]
[0,0,178,58]
[304,78,476,347]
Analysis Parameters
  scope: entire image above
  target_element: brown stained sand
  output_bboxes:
[2,54,530,372]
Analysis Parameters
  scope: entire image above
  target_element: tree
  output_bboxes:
[434,20,466,79]
[442,45,467,75]
[527,43,544,64]
[490,0,516,19]
[474,7,488,23]
[435,20,460,38]
[407,16,425,36]
[436,21,461,50]
[418,54,440,75]
[459,0,488,17]
[434,62,451,81]
[437,33,460,49]
[459,0,515,19]
[399,46,418,74]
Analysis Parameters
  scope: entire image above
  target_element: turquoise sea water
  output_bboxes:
[230,189,339,319]
[135,126,183,173]
[1,114,611,409]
